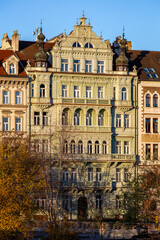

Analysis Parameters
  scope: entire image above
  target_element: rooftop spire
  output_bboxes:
[80,11,87,25]
[116,28,128,71]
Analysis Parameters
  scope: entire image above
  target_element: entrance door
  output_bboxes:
[78,196,88,220]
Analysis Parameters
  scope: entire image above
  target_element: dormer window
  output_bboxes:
[85,42,93,48]
[9,63,15,74]
[72,42,81,47]
[37,62,41,67]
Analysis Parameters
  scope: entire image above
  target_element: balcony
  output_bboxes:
[57,97,111,105]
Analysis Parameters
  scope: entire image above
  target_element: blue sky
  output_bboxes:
[1,0,160,51]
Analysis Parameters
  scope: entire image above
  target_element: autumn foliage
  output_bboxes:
[0,134,45,239]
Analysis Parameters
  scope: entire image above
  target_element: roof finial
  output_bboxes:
[123,25,125,39]
[40,19,42,32]
[88,18,90,26]
[76,18,78,25]
[100,31,102,39]
[82,10,85,18]
[64,29,66,36]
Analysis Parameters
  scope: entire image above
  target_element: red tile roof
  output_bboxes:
[0,50,27,77]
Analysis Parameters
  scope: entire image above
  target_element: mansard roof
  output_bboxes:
[0,50,27,76]
[127,50,160,80]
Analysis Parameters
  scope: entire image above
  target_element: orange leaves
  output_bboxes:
[0,134,46,239]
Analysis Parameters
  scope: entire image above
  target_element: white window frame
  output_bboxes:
[61,59,68,72]
[86,112,92,126]
[98,86,104,98]
[40,84,45,98]
[15,91,21,104]
[116,114,121,127]
[43,112,48,126]
[3,117,9,131]
[73,60,80,72]
[85,60,92,73]
[86,86,92,98]
[9,63,15,74]
[124,114,129,128]
[3,91,9,104]
[116,141,121,154]
[62,85,67,97]
[122,88,127,100]
[96,168,102,181]
[15,118,21,131]
[98,112,104,126]
[42,139,48,153]
[124,168,129,182]
[34,112,40,125]
[63,170,69,182]
[71,168,77,182]
[74,86,80,98]
[87,141,92,154]
[102,141,107,154]
[116,168,121,182]
[88,168,93,181]
[74,112,80,126]
[97,61,104,73]
[124,141,129,154]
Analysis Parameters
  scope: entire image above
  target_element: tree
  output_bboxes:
[122,166,160,234]
[0,134,45,240]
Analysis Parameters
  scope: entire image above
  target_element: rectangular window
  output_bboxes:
[86,86,92,98]
[113,87,116,100]
[3,91,9,104]
[85,60,92,73]
[116,141,121,154]
[96,168,102,181]
[98,87,104,98]
[116,114,121,127]
[145,118,151,133]
[62,195,69,210]
[97,61,104,73]
[15,91,21,104]
[34,112,40,125]
[31,83,34,97]
[124,169,129,182]
[34,140,40,153]
[96,195,102,209]
[63,169,69,182]
[43,112,48,126]
[71,168,77,182]
[116,196,122,209]
[153,144,158,160]
[73,60,80,72]
[3,117,8,131]
[124,114,129,128]
[153,118,158,133]
[146,144,151,160]
[88,168,93,181]
[124,141,129,154]
[62,85,67,97]
[116,168,121,182]
[15,118,21,131]
[61,59,68,72]
[42,139,48,153]
[74,86,80,98]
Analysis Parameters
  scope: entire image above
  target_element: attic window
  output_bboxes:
[72,42,81,47]
[9,63,15,74]
[143,67,159,79]
[85,43,93,48]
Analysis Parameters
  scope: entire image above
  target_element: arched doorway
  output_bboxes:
[78,196,88,220]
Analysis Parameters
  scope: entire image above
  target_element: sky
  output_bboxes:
[1,0,160,51]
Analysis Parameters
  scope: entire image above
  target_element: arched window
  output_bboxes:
[40,84,45,97]
[70,140,75,154]
[63,140,68,153]
[3,91,9,104]
[146,93,151,107]
[153,94,158,107]
[87,141,92,154]
[102,141,107,154]
[74,112,80,126]
[95,141,100,154]
[62,109,68,125]
[85,42,93,48]
[122,87,127,100]
[86,112,92,126]
[72,42,81,47]
[9,63,15,74]
[78,140,83,154]
[98,112,104,126]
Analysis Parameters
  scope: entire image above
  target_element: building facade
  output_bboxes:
[23,14,138,220]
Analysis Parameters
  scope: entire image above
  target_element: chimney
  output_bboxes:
[1,33,11,50]
[12,30,19,51]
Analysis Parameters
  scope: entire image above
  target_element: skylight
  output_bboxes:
[143,67,159,79]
